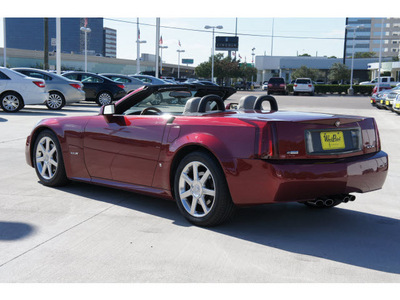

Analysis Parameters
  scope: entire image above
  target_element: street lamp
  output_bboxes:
[159,45,168,77]
[345,24,364,95]
[177,49,185,79]
[80,26,91,72]
[204,25,223,83]
[136,18,147,74]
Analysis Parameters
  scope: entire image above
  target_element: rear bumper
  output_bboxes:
[225,151,388,206]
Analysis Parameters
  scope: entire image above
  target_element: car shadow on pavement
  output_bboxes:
[0,118,7,122]
[56,182,400,275]
[0,221,35,240]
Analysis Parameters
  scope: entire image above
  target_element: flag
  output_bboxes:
[178,40,181,47]
[84,18,88,28]
[159,36,163,45]
[239,54,242,59]
[138,28,140,39]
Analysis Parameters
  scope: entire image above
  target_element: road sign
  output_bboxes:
[215,36,239,51]
[182,58,194,64]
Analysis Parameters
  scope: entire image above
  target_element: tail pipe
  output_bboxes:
[307,194,356,208]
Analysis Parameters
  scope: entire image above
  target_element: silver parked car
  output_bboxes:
[392,93,400,115]
[129,74,170,85]
[100,73,148,94]
[12,68,85,110]
[0,67,48,112]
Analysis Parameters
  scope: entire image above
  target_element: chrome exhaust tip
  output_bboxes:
[350,195,356,201]
[324,199,334,206]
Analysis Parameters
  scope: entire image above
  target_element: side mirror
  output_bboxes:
[103,104,115,115]
[225,103,238,110]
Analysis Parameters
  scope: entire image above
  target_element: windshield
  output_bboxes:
[122,90,196,115]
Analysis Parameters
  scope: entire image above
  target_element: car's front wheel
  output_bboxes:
[0,92,24,112]
[46,92,65,110]
[174,151,235,227]
[33,130,69,187]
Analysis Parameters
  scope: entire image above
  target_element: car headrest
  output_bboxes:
[183,97,201,114]
[238,95,257,110]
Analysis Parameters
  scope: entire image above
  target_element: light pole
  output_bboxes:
[80,26,91,72]
[136,18,147,74]
[159,45,168,77]
[177,49,185,79]
[251,47,256,89]
[345,24,364,95]
[204,25,223,83]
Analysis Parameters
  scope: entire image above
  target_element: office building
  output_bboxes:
[345,18,400,58]
[5,18,105,56]
[104,27,117,58]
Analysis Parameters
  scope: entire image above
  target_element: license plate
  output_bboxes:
[380,100,384,104]
[396,103,400,109]
[386,101,389,105]
[370,100,373,103]
[320,131,345,150]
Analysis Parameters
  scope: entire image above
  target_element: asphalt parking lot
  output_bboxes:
[0,91,399,283]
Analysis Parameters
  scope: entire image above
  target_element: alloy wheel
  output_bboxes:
[2,94,20,112]
[98,92,112,106]
[178,161,216,217]
[47,93,64,110]
[35,136,59,180]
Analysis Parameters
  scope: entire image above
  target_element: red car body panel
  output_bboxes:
[26,85,388,207]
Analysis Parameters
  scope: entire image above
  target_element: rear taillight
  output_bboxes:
[308,84,312,87]
[33,81,45,88]
[117,84,125,90]
[294,84,298,87]
[279,84,285,87]
[258,122,277,159]
[268,84,273,87]
[69,83,82,89]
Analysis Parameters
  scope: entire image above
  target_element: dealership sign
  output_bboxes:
[182,59,194,64]
[215,36,239,51]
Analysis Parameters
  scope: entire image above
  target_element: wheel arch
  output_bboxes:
[28,125,64,168]
[168,141,236,201]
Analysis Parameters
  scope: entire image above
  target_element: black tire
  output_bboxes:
[0,92,24,112]
[46,92,66,110]
[174,151,235,227]
[33,130,69,187]
[96,91,113,106]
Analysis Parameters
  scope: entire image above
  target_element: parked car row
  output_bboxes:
[0,67,226,113]
[262,77,315,96]
[371,84,400,115]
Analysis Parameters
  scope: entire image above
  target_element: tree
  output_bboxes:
[354,52,376,58]
[298,53,311,57]
[195,53,257,84]
[328,63,350,82]
[291,65,321,81]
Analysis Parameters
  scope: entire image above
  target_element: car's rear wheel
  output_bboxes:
[33,130,68,187]
[46,92,65,110]
[0,92,24,112]
[174,151,235,227]
[96,91,113,106]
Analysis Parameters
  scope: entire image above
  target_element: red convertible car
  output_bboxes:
[25,84,388,226]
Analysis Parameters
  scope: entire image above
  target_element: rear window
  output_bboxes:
[268,77,285,84]
[296,79,311,84]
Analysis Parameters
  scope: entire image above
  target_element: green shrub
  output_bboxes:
[286,84,373,95]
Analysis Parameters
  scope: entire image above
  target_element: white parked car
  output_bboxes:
[293,78,315,96]
[0,67,48,112]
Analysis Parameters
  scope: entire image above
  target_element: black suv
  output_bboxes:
[62,72,127,106]
[266,77,287,95]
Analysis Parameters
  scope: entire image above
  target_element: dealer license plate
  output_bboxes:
[320,131,345,150]
[396,103,400,109]
[386,101,389,105]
